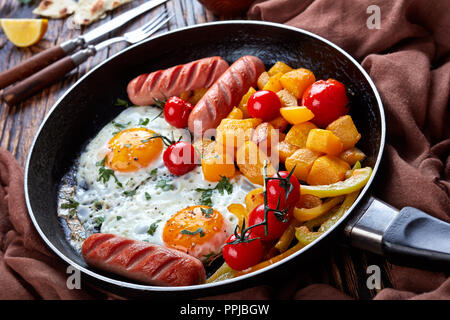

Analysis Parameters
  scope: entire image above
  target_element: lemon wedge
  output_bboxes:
[0,19,48,47]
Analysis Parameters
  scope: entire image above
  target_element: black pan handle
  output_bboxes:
[345,197,450,271]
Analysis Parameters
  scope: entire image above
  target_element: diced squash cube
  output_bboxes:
[257,71,270,90]
[277,89,298,108]
[285,121,317,148]
[269,116,289,132]
[277,140,298,163]
[193,139,215,158]
[245,187,264,213]
[201,151,236,182]
[285,148,321,182]
[339,147,366,165]
[227,107,244,119]
[216,118,262,155]
[263,72,284,92]
[236,141,276,185]
[238,87,256,118]
[280,68,316,98]
[326,115,361,150]
[307,155,350,185]
[280,106,315,125]
[268,61,293,76]
[251,122,279,152]
[306,129,343,156]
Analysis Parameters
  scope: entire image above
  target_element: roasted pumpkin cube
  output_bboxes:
[307,155,350,185]
[285,121,317,148]
[277,140,298,163]
[201,151,236,182]
[285,148,321,182]
[216,118,262,154]
[269,116,289,132]
[268,61,293,76]
[263,72,284,92]
[280,106,315,125]
[257,71,270,90]
[339,147,366,165]
[236,141,276,185]
[280,68,316,98]
[306,129,343,156]
[245,187,264,213]
[238,87,256,118]
[326,115,361,149]
[227,107,244,119]
[251,122,280,153]
[277,89,298,108]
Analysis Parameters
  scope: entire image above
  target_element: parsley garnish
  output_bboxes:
[147,219,162,236]
[150,168,158,180]
[181,228,205,237]
[116,216,122,221]
[96,157,123,187]
[60,198,79,218]
[156,179,175,191]
[195,176,233,206]
[139,118,150,126]
[94,216,105,228]
[200,207,213,218]
[114,98,130,107]
[123,190,136,197]
[145,192,151,200]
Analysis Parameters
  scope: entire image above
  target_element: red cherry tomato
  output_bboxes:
[223,232,263,271]
[247,90,281,121]
[163,96,194,128]
[163,141,198,176]
[248,204,290,241]
[266,171,301,211]
[301,79,349,127]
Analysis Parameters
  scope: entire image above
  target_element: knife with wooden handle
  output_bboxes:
[0,0,168,91]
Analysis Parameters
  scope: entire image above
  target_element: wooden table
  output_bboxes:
[0,0,393,299]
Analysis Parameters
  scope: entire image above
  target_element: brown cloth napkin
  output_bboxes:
[0,0,449,300]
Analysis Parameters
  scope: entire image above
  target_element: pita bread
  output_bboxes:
[33,0,78,19]
[73,0,133,25]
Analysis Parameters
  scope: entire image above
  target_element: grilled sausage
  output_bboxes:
[127,56,229,106]
[188,55,265,135]
[82,233,206,286]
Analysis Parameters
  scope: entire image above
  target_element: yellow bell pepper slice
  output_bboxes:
[227,203,248,227]
[293,196,345,222]
[280,106,315,125]
[300,167,372,198]
[319,191,359,232]
[206,262,235,283]
[295,226,323,246]
[275,219,301,253]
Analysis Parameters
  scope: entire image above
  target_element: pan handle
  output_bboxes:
[345,197,450,271]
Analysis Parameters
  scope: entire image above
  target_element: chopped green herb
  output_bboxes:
[145,192,151,200]
[196,188,213,206]
[150,168,158,180]
[94,201,103,211]
[94,216,105,228]
[203,252,216,263]
[139,118,150,126]
[200,207,213,218]
[116,216,122,221]
[156,179,175,191]
[97,157,123,187]
[195,177,233,206]
[18,0,34,5]
[141,138,150,143]
[114,98,130,107]
[147,219,162,236]
[181,228,205,237]
[123,190,136,197]
[61,198,79,218]
[216,176,233,195]
[111,120,130,131]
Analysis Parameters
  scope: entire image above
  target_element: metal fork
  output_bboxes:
[3,11,173,106]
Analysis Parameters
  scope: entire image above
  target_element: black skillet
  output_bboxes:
[25,21,450,299]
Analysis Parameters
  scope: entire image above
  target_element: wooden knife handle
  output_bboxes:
[3,56,77,106]
[0,46,67,90]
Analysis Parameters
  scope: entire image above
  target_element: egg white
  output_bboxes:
[72,106,253,257]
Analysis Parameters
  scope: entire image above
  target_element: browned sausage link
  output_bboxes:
[127,56,229,106]
[82,233,206,286]
[188,55,265,135]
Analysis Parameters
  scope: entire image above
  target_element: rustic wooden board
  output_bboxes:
[0,0,392,299]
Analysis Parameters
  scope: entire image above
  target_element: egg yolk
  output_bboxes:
[163,206,229,260]
[106,128,163,172]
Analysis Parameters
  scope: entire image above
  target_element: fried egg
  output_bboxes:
[68,106,252,262]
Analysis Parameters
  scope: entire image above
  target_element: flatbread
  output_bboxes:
[32,0,78,19]
[73,0,133,25]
